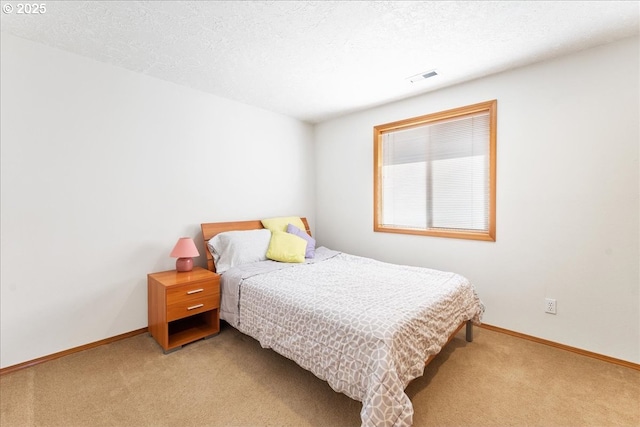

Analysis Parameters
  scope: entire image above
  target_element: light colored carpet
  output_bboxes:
[1,323,638,426]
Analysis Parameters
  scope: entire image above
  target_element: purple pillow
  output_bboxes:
[286,223,316,258]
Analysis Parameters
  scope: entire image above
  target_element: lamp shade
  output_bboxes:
[170,238,199,272]
[170,237,200,258]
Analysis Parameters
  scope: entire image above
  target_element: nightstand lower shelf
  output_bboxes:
[167,311,219,351]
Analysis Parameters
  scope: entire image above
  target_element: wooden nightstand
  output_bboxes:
[147,266,220,353]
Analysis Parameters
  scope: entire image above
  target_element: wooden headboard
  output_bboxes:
[200,218,311,272]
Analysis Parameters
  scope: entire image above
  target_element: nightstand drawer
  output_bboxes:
[167,294,220,322]
[166,281,218,305]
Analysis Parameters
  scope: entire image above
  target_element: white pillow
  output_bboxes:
[207,229,271,274]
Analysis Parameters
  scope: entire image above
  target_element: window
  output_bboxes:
[373,100,497,241]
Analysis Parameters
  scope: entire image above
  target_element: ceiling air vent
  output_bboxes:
[407,70,438,83]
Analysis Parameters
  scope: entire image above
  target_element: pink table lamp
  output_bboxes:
[170,237,200,272]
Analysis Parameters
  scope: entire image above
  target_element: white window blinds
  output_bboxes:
[380,112,491,233]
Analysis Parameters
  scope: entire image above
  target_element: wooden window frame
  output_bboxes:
[373,100,497,241]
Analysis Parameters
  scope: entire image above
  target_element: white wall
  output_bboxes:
[315,36,640,364]
[0,34,315,369]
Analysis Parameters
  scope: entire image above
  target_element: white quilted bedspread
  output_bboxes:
[227,248,484,427]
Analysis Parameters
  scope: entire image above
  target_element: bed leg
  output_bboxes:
[465,320,473,342]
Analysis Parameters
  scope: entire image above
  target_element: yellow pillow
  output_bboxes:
[266,231,307,263]
[261,216,305,233]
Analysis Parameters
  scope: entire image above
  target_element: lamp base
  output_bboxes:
[175,257,193,272]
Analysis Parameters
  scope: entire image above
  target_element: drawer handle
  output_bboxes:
[187,303,204,311]
[187,288,204,295]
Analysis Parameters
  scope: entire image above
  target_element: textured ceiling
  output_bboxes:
[1,1,638,123]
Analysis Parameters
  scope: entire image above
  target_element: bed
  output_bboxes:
[201,217,484,427]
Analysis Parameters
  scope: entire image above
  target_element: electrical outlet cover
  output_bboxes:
[545,298,557,314]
